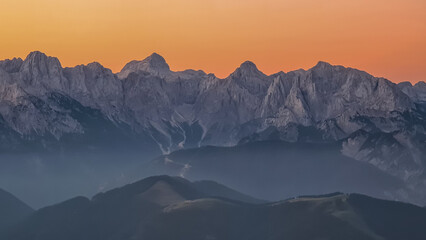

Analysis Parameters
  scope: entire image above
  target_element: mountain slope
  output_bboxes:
[4,176,426,240]
[0,51,426,206]
[0,51,423,154]
[193,180,265,204]
[144,140,416,203]
[0,189,33,232]
[4,176,259,240]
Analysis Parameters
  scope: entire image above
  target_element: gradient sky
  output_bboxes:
[0,0,425,83]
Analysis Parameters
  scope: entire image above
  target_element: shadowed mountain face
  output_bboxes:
[3,176,261,240]
[144,141,415,204]
[0,51,426,207]
[0,189,33,232]
[4,176,426,240]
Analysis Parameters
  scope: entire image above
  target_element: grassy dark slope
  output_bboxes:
[4,176,426,240]
[193,180,265,204]
[4,176,261,240]
[0,189,33,232]
[348,194,426,240]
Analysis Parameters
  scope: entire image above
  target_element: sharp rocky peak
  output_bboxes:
[415,81,426,89]
[309,61,345,75]
[86,62,110,72]
[231,61,266,78]
[143,53,169,70]
[26,51,46,58]
[313,61,333,69]
[24,51,59,63]
[240,61,258,70]
[17,51,68,94]
[118,53,170,79]
[0,57,23,73]
[398,81,413,88]
[86,62,103,68]
[21,51,63,71]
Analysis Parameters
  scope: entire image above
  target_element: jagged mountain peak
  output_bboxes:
[21,51,63,72]
[141,52,170,70]
[398,81,413,87]
[415,81,426,89]
[117,52,170,79]
[310,61,353,77]
[225,60,272,96]
[309,61,374,79]
[399,80,426,103]
[23,51,61,65]
[1,51,426,208]
[271,70,286,77]
[25,51,47,60]
[146,52,167,63]
[85,62,111,73]
[0,57,23,73]
[18,51,66,92]
[399,81,425,89]
[86,61,103,68]
[240,60,257,70]
[314,61,333,68]
[230,60,266,79]
[67,62,109,73]
[6,57,23,62]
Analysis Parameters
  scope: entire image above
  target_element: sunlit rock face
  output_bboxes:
[0,51,425,203]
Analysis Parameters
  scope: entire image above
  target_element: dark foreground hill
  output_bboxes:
[0,189,33,232]
[4,176,426,240]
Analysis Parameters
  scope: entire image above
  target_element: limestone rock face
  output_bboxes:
[63,62,124,119]
[398,81,426,103]
[0,52,420,146]
[19,51,69,95]
[117,53,171,79]
[0,51,425,202]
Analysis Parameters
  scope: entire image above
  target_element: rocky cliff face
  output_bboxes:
[0,51,425,202]
[398,81,426,104]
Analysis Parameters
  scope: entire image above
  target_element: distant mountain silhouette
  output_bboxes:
[1,51,426,207]
[144,141,411,203]
[4,176,426,240]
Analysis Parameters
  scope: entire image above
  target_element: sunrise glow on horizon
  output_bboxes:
[0,0,425,83]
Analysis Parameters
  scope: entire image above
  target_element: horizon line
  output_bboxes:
[3,50,425,85]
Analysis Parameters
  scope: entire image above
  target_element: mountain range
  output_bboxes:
[2,175,426,240]
[144,141,406,202]
[0,51,425,207]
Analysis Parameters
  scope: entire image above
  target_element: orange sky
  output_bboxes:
[0,0,425,83]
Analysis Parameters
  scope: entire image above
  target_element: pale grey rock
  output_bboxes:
[0,52,418,147]
[228,61,271,96]
[0,51,425,203]
[19,51,69,95]
[63,62,124,119]
[398,81,426,103]
[117,53,171,79]
[0,57,23,73]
